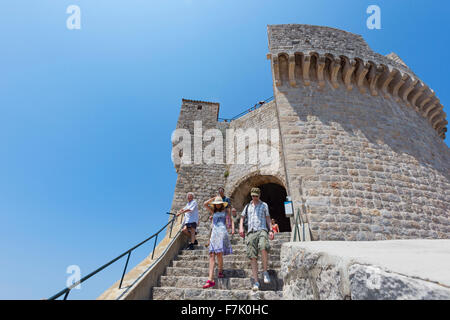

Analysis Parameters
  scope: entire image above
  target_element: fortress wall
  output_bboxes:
[170,99,228,224]
[171,99,288,218]
[224,100,287,210]
[268,24,450,240]
[275,83,449,240]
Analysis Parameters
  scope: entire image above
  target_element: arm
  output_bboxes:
[176,205,193,217]
[177,200,197,217]
[231,214,236,234]
[203,197,215,215]
[239,216,245,238]
[266,215,273,232]
[265,204,274,240]
[266,215,274,240]
[176,207,187,217]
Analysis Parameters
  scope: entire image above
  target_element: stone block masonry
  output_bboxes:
[170,99,228,225]
[267,24,449,241]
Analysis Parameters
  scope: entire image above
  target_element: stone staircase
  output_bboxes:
[152,225,291,300]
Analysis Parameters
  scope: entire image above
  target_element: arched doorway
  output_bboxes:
[230,175,291,232]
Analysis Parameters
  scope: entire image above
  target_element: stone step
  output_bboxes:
[178,247,282,257]
[195,233,291,240]
[193,230,291,234]
[159,275,283,291]
[165,267,280,279]
[152,287,283,300]
[174,253,281,262]
[184,242,285,251]
[172,259,281,269]
[193,239,291,246]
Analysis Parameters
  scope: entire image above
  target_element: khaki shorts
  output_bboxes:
[246,230,270,259]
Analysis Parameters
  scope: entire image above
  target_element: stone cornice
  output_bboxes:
[267,51,447,139]
[182,98,220,106]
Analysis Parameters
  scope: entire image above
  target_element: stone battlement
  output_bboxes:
[267,24,447,139]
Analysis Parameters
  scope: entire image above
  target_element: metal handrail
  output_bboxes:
[218,96,274,122]
[48,212,181,300]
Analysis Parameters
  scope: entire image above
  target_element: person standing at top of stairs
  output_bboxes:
[176,192,199,250]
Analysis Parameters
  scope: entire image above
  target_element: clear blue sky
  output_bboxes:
[0,0,448,299]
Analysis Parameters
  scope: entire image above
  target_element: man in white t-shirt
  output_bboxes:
[176,192,199,250]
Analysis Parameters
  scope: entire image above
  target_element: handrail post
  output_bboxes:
[63,290,70,300]
[119,251,132,289]
[151,234,159,260]
[169,217,175,238]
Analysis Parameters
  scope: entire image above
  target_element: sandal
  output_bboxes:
[203,280,215,289]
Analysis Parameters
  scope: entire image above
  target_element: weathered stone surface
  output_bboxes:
[281,240,450,300]
[152,287,283,300]
[349,264,450,300]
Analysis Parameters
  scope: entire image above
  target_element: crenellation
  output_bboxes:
[329,57,341,89]
[355,59,370,94]
[417,89,435,111]
[378,68,396,98]
[422,98,439,117]
[410,84,427,109]
[288,54,296,87]
[369,63,384,96]
[301,54,311,86]
[392,73,409,102]
[267,25,446,138]
[399,77,418,105]
[342,57,356,91]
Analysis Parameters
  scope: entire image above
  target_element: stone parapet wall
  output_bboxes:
[267,24,414,75]
[267,24,447,139]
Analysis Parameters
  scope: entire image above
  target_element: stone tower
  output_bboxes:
[170,24,449,241]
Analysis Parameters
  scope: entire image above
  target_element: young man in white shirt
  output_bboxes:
[176,192,199,250]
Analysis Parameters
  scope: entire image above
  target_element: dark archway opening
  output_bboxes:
[244,183,291,232]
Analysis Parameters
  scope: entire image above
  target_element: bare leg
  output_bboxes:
[189,227,196,243]
[261,249,268,272]
[208,253,215,281]
[182,226,190,237]
[217,252,223,273]
[250,258,258,282]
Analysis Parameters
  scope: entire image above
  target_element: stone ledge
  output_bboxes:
[280,240,450,300]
